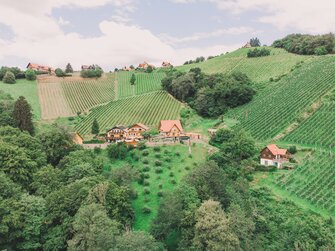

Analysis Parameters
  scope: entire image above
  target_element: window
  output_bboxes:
[264,160,268,166]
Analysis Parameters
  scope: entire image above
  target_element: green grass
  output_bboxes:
[123,144,207,231]
[117,71,165,98]
[282,102,335,148]
[177,47,312,83]
[225,56,335,141]
[0,79,41,119]
[75,91,183,135]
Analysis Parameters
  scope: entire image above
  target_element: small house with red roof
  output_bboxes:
[159,120,184,138]
[27,63,53,73]
[162,61,173,68]
[260,144,290,168]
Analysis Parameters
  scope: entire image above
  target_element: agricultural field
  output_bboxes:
[225,56,335,141]
[282,102,335,148]
[75,91,183,135]
[269,150,335,215]
[0,79,41,119]
[116,71,165,98]
[177,47,312,83]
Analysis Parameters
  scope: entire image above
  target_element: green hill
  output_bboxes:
[177,47,312,83]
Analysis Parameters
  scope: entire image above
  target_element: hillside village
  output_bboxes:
[1,31,335,250]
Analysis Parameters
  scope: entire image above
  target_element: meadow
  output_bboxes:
[0,79,41,119]
[75,91,183,135]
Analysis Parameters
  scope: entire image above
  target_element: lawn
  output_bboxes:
[0,79,41,119]
[104,143,208,231]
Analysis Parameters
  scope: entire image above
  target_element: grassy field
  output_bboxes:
[282,102,335,148]
[263,150,335,216]
[225,56,335,141]
[116,71,165,98]
[0,79,41,119]
[177,47,312,83]
[75,91,183,135]
[104,143,208,231]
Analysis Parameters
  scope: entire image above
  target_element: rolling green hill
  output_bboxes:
[177,47,313,83]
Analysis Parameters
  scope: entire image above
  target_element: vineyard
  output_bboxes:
[282,102,335,148]
[272,151,335,214]
[225,56,335,140]
[116,71,165,98]
[75,91,183,135]
[177,47,312,83]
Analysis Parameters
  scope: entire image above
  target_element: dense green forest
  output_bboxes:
[0,90,334,251]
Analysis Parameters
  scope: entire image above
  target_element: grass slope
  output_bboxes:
[282,102,335,148]
[267,150,335,215]
[225,56,335,141]
[75,91,183,135]
[0,79,41,119]
[177,47,312,83]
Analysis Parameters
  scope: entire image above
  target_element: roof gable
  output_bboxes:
[159,120,183,132]
[265,144,287,155]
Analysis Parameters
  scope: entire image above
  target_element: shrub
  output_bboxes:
[167,166,172,170]
[137,141,146,150]
[143,166,150,172]
[288,145,297,154]
[3,71,16,84]
[153,146,161,152]
[143,188,150,194]
[188,154,193,158]
[107,143,128,160]
[170,179,177,185]
[93,147,102,154]
[156,176,161,180]
[185,166,190,170]
[155,160,162,166]
[142,158,149,164]
[55,68,65,77]
[158,184,163,189]
[169,172,174,177]
[144,173,150,179]
[25,69,36,81]
[80,68,103,78]
[138,173,145,185]
[247,48,271,58]
[164,157,171,162]
[175,152,181,157]
[144,197,150,203]
[142,150,149,156]
[143,180,150,186]
[155,167,163,174]
[157,191,164,197]
[142,206,151,214]
[163,149,170,154]
[155,153,161,159]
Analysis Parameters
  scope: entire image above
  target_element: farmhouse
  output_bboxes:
[159,120,184,138]
[106,126,128,142]
[26,63,53,73]
[138,62,155,70]
[127,123,149,140]
[162,61,173,68]
[81,65,95,70]
[242,42,252,48]
[260,144,289,168]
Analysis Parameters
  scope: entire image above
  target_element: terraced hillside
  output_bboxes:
[271,151,335,214]
[75,91,183,135]
[117,71,165,98]
[178,47,312,83]
[225,56,335,141]
[282,102,335,148]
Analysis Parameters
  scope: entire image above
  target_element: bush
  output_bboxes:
[288,145,297,154]
[153,146,161,152]
[142,158,149,164]
[93,147,102,154]
[155,153,161,159]
[55,68,65,77]
[175,152,181,157]
[247,48,271,58]
[80,68,103,78]
[144,197,150,203]
[107,143,128,160]
[25,69,36,81]
[163,149,170,154]
[170,179,177,185]
[138,173,145,185]
[144,173,150,179]
[155,160,162,166]
[143,180,150,186]
[143,188,150,194]
[155,167,163,174]
[3,71,16,84]
[157,191,164,197]
[142,206,151,214]
[142,150,149,156]
[137,141,146,150]
[158,184,163,189]
[164,157,171,162]
[185,166,190,170]
[143,166,150,172]
[169,172,174,177]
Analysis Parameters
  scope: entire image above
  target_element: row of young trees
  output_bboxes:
[162,68,256,117]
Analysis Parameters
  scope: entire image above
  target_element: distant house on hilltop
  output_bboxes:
[81,65,96,70]
[260,144,290,168]
[242,42,252,48]
[159,120,184,138]
[26,63,53,73]
[138,62,155,70]
[162,61,173,68]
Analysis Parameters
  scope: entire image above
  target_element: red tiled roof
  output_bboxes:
[267,144,287,155]
[159,120,183,133]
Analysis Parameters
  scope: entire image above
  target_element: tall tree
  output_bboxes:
[249,37,261,47]
[12,96,34,135]
[130,73,136,85]
[65,63,74,73]
[91,118,100,135]
[193,200,240,251]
